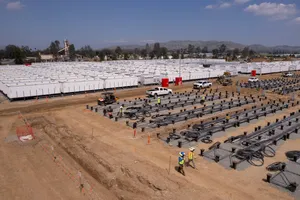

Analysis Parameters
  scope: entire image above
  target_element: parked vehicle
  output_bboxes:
[217,72,232,86]
[248,77,259,82]
[146,87,173,97]
[193,80,212,89]
[282,72,293,77]
[97,92,118,105]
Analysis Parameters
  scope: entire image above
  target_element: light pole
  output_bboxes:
[179,49,182,77]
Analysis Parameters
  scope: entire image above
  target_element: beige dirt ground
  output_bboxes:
[0,73,299,200]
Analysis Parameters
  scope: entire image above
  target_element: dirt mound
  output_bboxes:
[29,115,184,200]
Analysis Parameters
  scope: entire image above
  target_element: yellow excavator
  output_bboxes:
[217,72,232,86]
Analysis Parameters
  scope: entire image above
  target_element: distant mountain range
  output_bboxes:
[108,40,300,54]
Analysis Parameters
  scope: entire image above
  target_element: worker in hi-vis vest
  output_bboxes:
[157,97,161,105]
[177,152,185,176]
[118,105,123,117]
[186,147,195,169]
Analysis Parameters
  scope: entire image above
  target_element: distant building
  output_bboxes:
[0,59,15,65]
[40,54,54,62]
[199,53,213,58]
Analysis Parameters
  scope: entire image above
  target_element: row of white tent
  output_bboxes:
[0,59,299,99]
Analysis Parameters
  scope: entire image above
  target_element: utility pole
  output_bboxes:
[179,49,182,77]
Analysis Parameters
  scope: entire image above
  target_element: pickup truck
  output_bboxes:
[282,72,293,77]
[146,87,173,97]
[248,77,259,82]
[193,80,212,89]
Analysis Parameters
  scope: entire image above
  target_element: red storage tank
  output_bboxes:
[251,70,256,76]
[161,78,169,87]
[175,77,182,86]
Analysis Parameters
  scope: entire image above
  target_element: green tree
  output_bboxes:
[171,50,179,59]
[149,51,156,59]
[0,49,5,59]
[55,40,60,50]
[226,50,232,57]
[233,48,240,57]
[188,44,195,55]
[5,45,18,59]
[202,46,208,53]
[140,49,147,58]
[49,42,58,59]
[101,48,113,56]
[212,49,219,58]
[69,44,76,60]
[160,47,168,59]
[78,45,95,58]
[249,50,255,58]
[219,44,226,55]
[153,42,160,58]
[134,48,140,56]
[115,46,122,57]
[242,47,250,58]
[145,43,151,55]
[4,45,25,64]
[14,47,25,64]
[195,46,201,54]
[21,46,32,57]
[124,52,129,60]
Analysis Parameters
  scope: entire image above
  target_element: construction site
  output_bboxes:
[1,63,300,200]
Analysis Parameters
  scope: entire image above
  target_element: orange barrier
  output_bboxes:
[147,134,151,145]
[16,125,35,139]
[133,129,136,138]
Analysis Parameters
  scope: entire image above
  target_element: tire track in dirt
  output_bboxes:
[29,116,188,200]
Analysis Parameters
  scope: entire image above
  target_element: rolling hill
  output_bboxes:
[108,40,300,53]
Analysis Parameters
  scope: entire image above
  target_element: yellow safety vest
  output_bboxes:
[188,152,194,160]
[202,96,205,100]
[179,157,184,165]
[158,98,161,103]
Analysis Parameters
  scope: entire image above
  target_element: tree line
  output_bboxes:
[0,41,262,64]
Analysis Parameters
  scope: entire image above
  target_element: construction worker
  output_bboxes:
[103,108,107,116]
[201,96,205,104]
[118,105,123,117]
[186,147,195,168]
[226,114,230,123]
[157,97,161,105]
[177,152,185,176]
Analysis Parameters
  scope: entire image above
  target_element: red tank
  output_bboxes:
[175,77,182,86]
[161,78,169,87]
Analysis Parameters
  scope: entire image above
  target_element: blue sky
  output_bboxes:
[0,0,300,49]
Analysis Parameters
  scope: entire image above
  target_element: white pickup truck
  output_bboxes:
[146,87,173,97]
[282,72,293,77]
[248,77,259,82]
[193,80,212,89]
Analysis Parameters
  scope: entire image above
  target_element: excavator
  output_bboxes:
[217,72,232,86]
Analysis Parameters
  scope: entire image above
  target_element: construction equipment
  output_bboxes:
[217,72,232,86]
[97,92,118,106]
[123,106,151,120]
